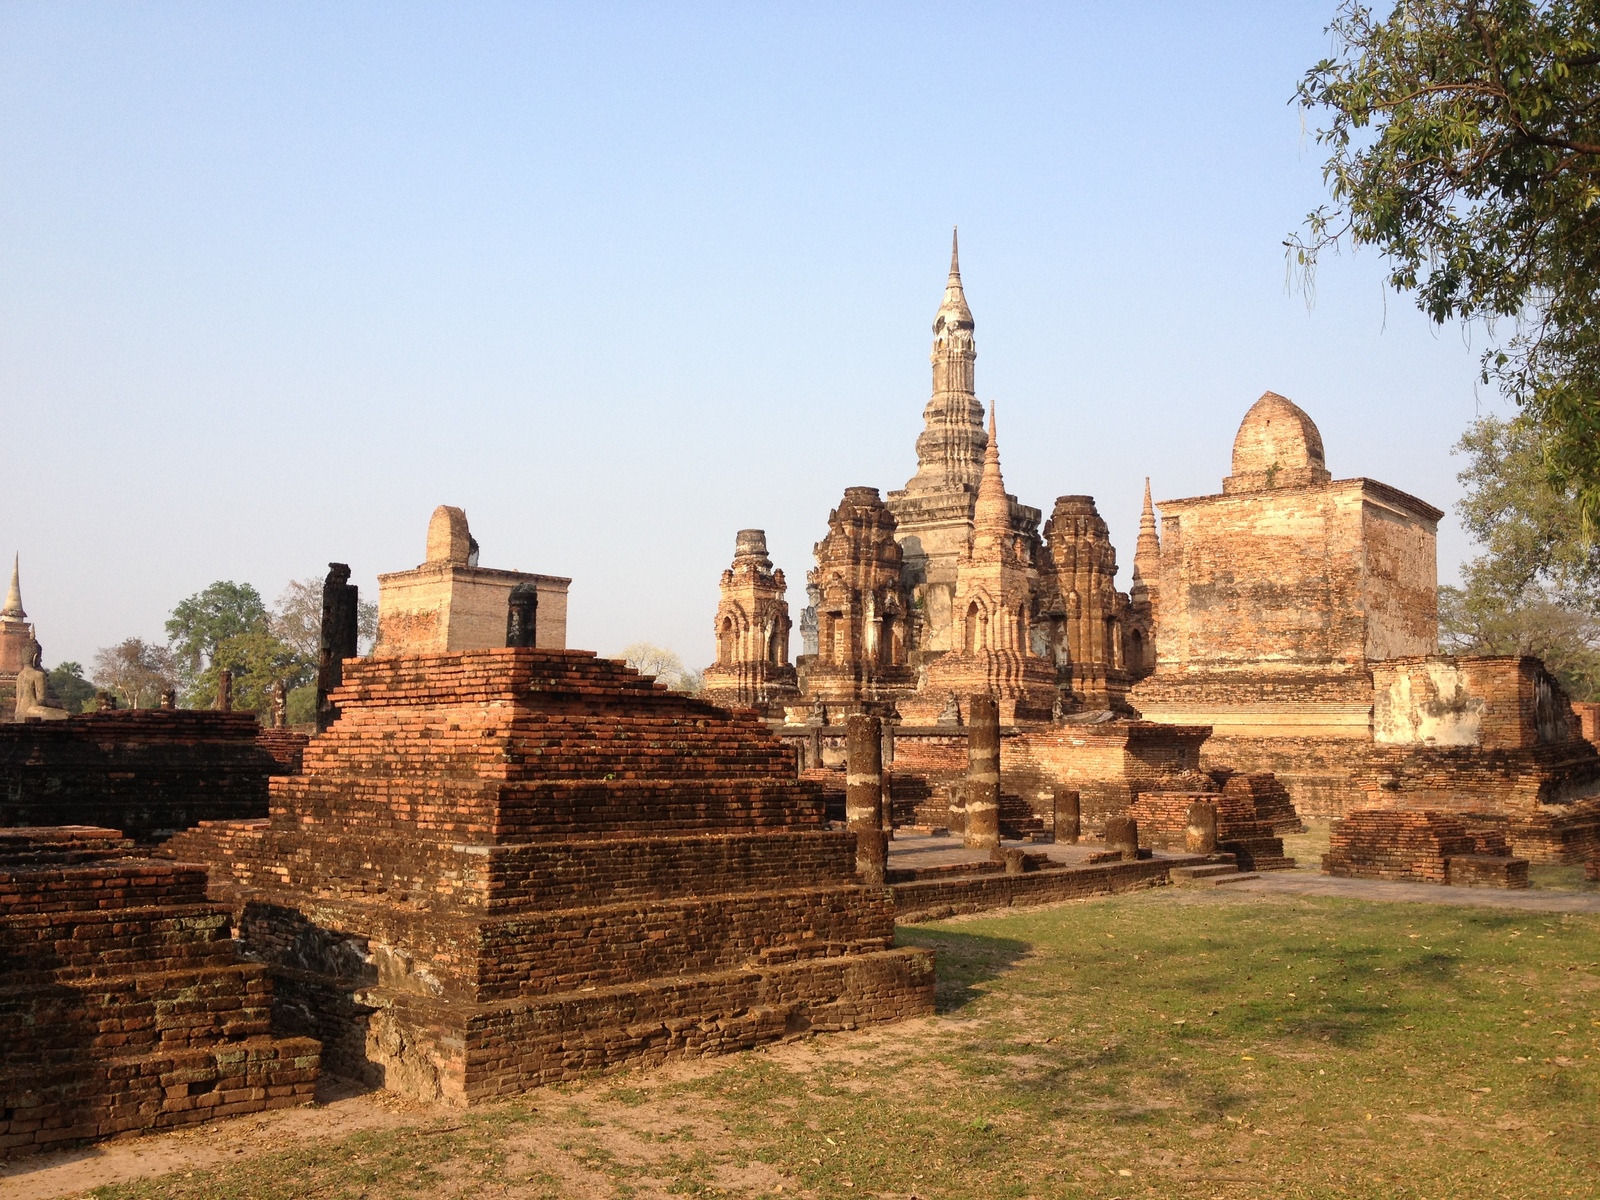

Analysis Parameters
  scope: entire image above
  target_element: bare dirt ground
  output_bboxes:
[0,1018,946,1200]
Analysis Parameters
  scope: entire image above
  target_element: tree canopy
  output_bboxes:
[46,661,97,714]
[92,638,180,710]
[618,642,704,695]
[165,581,269,677]
[1293,0,1600,534]
[1439,413,1600,696]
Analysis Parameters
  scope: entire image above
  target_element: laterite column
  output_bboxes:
[846,714,887,886]
[965,694,1001,851]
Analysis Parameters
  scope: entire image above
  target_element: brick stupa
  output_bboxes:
[166,547,933,1103]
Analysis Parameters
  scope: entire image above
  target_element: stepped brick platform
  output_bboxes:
[0,826,318,1159]
[0,711,282,842]
[1127,775,1299,871]
[1323,809,1529,888]
[1221,773,1304,834]
[254,729,309,774]
[163,649,934,1105]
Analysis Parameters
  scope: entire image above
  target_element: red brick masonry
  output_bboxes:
[164,649,934,1105]
[0,826,318,1159]
[1322,809,1529,888]
[0,711,284,842]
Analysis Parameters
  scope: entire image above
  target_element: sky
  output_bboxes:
[0,3,1506,672]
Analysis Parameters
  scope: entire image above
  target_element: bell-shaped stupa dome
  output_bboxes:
[1223,392,1333,493]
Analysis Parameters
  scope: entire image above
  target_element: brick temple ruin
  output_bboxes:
[0,826,318,1158]
[704,234,1600,878]
[0,556,310,842]
[157,508,933,1105]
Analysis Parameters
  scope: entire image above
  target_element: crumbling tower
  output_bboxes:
[886,231,1041,654]
[906,408,1058,723]
[702,529,800,716]
[797,488,917,713]
[1038,494,1137,712]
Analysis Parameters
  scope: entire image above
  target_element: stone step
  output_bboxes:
[1169,864,1240,880]
[1168,864,1260,887]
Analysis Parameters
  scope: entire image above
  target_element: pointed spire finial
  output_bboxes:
[2,554,24,622]
[950,226,961,278]
[1142,477,1154,520]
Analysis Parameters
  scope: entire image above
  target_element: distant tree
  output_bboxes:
[618,642,705,695]
[46,661,96,714]
[1440,581,1600,698]
[92,638,180,709]
[1439,413,1600,699]
[198,628,313,715]
[1294,0,1600,536]
[274,577,379,658]
[165,581,269,686]
[1455,415,1600,606]
[271,579,322,664]
[286,685,318,726]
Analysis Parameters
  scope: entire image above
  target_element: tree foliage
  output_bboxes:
[92,638,180,709]
[1294,0,1600,534]
[1440,413,1600,697]
[618,642,704,694]
[46,661,97,714]
[163,576,375,715]
[165,581,269,679]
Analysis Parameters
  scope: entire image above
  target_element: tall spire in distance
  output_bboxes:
[902,227,986,495]
[936,226,974,333]
[1132,478,1161,595]
[1,555,24,622]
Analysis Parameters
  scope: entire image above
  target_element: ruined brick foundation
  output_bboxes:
[165,649,933,1105]
[0,826,318,1159]
[0,711,284,842]
[1322,810,1529,888]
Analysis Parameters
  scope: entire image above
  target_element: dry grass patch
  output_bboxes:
[43,889,1600,1199]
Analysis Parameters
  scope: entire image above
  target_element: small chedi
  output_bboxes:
[701,529,800,712]
[165,508,933,1104]
[0,826,318,1159]
[2,558,66,722]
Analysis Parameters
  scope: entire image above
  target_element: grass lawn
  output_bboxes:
[82,890,1600,1199]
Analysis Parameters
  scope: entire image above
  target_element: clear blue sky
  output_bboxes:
[1,3,1503,671]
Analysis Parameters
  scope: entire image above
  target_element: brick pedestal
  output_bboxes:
[165,649,933,1105]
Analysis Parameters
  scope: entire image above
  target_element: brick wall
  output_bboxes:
[0,711,281,841]
[0,827,317,1159]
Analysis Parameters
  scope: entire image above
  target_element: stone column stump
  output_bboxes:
[965,694,1001,852]
[846,714,887,886]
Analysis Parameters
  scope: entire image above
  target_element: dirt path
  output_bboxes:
[0,1079,438,1200]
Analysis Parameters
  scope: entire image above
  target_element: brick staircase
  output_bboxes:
[0,827,318,1159]
[164,649,933,1105]
[1324,809,1530,888]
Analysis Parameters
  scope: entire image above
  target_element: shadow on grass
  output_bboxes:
[896,926,1030,1013]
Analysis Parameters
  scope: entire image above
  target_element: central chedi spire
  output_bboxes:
[887,232,1041,655]
[904,228,987,495]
